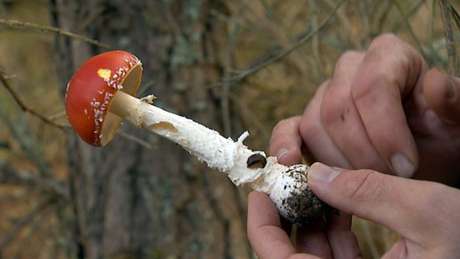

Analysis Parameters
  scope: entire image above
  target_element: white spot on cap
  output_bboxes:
[97,69,112,81]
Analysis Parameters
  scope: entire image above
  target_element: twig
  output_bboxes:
[310,0,326,80]
[451,4,460,29]
[221,18,254,259]
[0,161,69,199]
[4,69,161,151]
[118,131,155,150]
[377,0,394,33]
[1,71,155,149]
[47,110,67,121]
[229,92,270,141]
[391,0,425,32]
[0,19,110,49]
[392,0,427,59]
[439,0,459,75]
[224,0,347,85]
[359,0,371,44]
[0,72,66,130]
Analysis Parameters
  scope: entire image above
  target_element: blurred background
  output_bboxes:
[0,0,458,258]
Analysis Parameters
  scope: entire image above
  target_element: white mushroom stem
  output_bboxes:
[109,91,327,225]
[110,91,289,194]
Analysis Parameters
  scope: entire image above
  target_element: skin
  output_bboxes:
[248,164,460,259]
[270,33,460,182]
[248,34,460,258]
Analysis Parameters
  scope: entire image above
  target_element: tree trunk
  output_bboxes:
[50,0,251,258]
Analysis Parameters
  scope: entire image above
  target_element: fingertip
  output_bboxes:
[423,68,449,110]
[248,191,280,227]
[276,147,302,166]
[390,153,416,178]
[295,229,333,258]
[247,193,297,259]
[308,162,341,185]
[248,191,271,208]
[350,46,421,177]
[326,213,362,259]
[248,191,259,202]
[269,116,303,165]
[424,68,460,124]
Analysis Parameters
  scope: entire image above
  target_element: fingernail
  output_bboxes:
[424,109,443,131]
[390,153,415,178]
[276,148,289,160]
[308,163,341,183]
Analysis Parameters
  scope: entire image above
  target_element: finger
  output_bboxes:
[381,241,408,259]
[296,224,332,259]
[299,82,352,168]
[423,68,460,124]
[270,116,303,165]
[289,255,321,259]
[351,34,423,177]
[280,216,293,236]
[247,191,297,259]
[321,51,388,172]
[327,213,362,259]
[307,162,458,243]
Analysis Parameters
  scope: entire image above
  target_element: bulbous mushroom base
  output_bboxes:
[269,164,329,225]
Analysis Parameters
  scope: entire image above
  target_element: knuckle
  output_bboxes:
[345,170,387,202]
[350,77,375,104]
[416,182,448,212]
[320,93,344,126]
[336,51,364,68]
[351,73,399,105]
[270,117,300,145]
[370,33,400,49]
[298,115,319,140]
[364,34,423,89]
[272,118,291,135]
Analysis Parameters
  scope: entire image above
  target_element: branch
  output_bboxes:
[0,71,66,130]
[439,0,459,75]
[220,22,253,258]
[392,0,427,59]
[0,161,69,199]
[0,19,110,49]
[224,0,348,85]
[118,131,155,150]
[1,70,159,151]
[391,0,425,32]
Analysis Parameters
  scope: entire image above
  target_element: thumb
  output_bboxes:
[307,163,448,240]
[423,68,460,124]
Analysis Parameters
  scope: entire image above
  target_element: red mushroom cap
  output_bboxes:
[65,50,142,146]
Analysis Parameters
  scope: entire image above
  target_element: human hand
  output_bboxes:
[270,34,460,183]
[247,190,360,259]
[248,163,460,259]
[247,129,361,259]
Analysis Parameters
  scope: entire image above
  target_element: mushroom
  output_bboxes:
[65,50,328,225]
